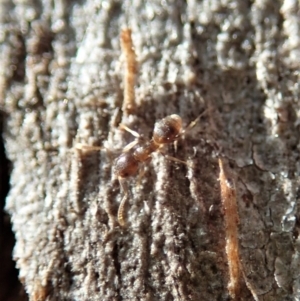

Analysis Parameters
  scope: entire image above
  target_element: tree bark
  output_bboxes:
[1,1,300,300]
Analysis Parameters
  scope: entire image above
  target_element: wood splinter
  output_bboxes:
[120,28,137,114]
[218,158,241,300]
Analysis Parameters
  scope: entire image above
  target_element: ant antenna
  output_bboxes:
[182,108,211,135]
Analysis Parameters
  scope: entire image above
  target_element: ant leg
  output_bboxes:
[136,159,150,188]
[118,194,128,227]
[75,144,103,151]
[137,167,144,188]
[117,177,129,227]
[119,124,140,138]
[119,123,143,153]
[173,140,178,154]
[120,28,137,115]
[74,143,115,161]
[159,150,191,167]
[122,140,139,153]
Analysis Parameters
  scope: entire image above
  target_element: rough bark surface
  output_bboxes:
[1,1,300,300]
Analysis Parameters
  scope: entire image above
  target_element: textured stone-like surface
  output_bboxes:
[1,0,300,300]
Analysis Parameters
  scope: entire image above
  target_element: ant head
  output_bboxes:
[114,152,139,178]
[153,114,182,144]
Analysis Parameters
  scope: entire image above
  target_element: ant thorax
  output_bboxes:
[133,140,159,162]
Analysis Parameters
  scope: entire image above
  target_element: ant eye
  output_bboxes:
[114,153,139,178]
[153,114,182,144]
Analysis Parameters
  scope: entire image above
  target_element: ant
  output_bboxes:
[115,113,203,226]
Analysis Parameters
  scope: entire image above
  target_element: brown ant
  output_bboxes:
[115,113,203,226]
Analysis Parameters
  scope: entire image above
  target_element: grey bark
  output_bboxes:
[1,0,300,300]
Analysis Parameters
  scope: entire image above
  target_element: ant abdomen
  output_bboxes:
[152,114,182,144]
[114,152,139,178]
